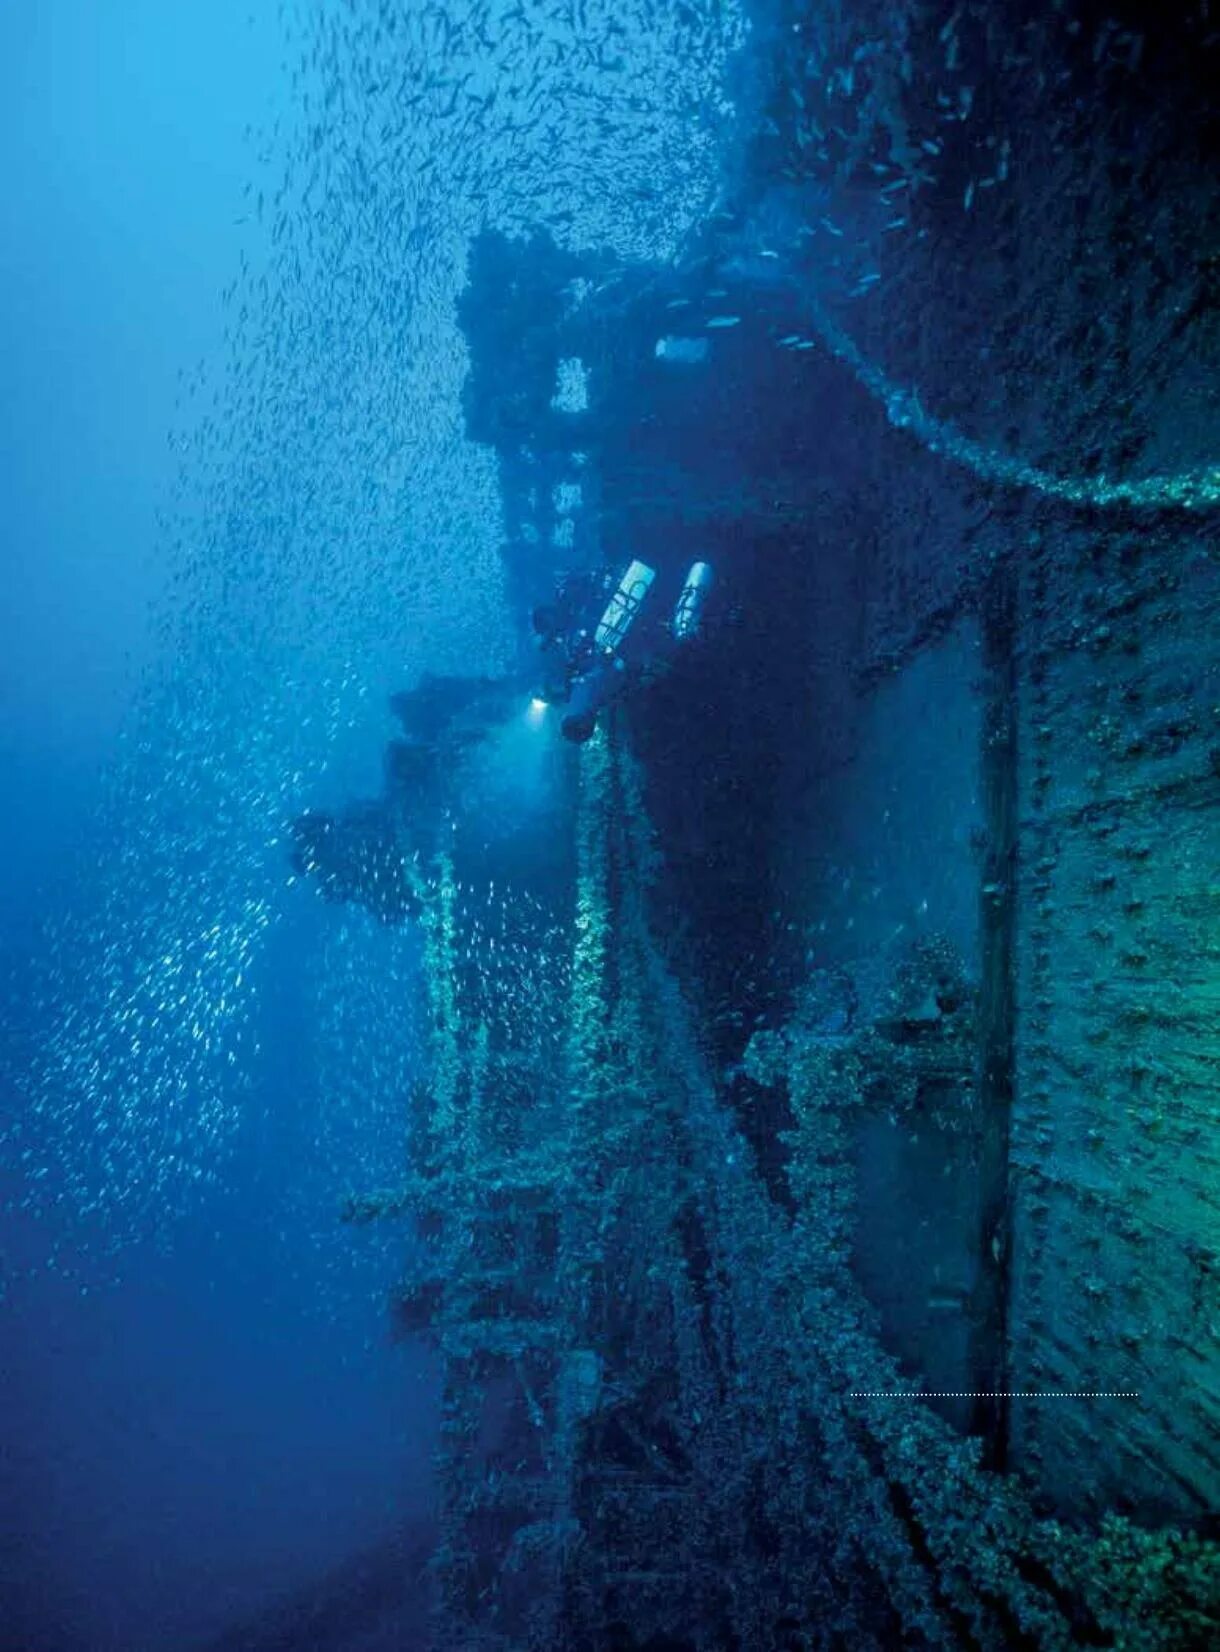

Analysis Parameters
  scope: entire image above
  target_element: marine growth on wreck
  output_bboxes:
[5,2,1219,1649]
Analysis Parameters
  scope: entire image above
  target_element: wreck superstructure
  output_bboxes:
[307,5,1220,1648]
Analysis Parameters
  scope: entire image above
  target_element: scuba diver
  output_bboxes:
[531,567,615,705]
[291,566,719,916]
[533,558,715,742]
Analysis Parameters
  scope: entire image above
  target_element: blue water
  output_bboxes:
[0,7,434,1646]
[1,4,751,1646]
[6,3,1220,1647]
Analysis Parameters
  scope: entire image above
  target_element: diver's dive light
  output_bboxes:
[672,561,713,640]
[595,559,655,656]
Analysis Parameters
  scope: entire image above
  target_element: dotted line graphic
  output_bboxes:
[850,1392,1140,1400]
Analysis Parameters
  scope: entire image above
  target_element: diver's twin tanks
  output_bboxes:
[594,557,714,656]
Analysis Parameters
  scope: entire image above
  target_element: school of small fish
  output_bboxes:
[3,0,747,1268]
